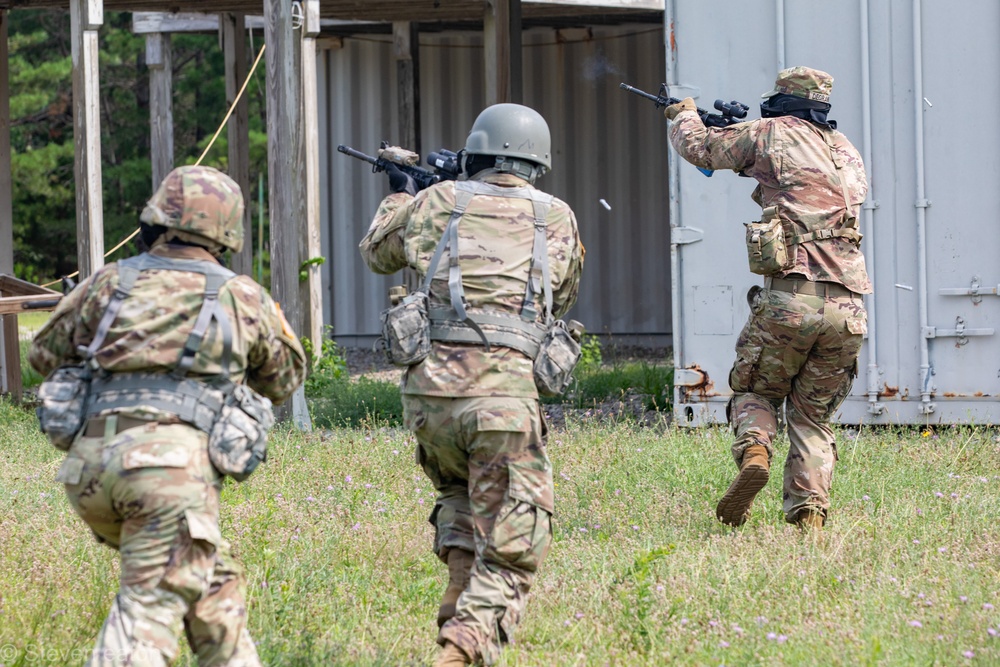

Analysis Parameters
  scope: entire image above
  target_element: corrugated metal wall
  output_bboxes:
[317,24,670,346]
[668,0,1000,425]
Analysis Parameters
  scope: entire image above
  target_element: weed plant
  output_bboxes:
[3,397,999,665]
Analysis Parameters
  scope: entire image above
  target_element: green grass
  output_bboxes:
[1,399,999,665]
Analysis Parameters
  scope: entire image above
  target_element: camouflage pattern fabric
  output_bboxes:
[728,287,866,521]
[669,109,871,295]
[361,169,582,663]
[30,243,305,418]
[57,422,260,666]
[403,394,553,666]
[140,165,246,253]
[760,66,833,102]
[360,171,584,399]
[31,242,305,665]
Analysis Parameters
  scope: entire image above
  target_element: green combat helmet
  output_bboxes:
[141,165,245,253]
[463,103,552,182]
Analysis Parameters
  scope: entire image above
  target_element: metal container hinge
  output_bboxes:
[671,226,704,245]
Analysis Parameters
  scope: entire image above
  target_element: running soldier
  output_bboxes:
[360,104,584,665]
[31,165,306,665]
[665,67,871,531]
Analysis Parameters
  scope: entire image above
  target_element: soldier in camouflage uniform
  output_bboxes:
[360,104,583,666]
[665,67,871,531]
[30,165,306,666]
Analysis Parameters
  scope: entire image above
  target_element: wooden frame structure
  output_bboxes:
[0,0,663,403]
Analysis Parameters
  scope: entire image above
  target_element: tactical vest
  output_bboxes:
[84,252,238,430]
[422,179,555,357]
[745,129,862,276]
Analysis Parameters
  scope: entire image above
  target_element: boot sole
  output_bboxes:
[716,464,770,527]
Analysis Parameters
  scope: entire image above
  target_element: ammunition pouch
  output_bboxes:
[207,384,274,482]
[533,319,583,397]
[39,251,275,482]
[744,206,792,276]
[380,292,432,367]
[87,372,273,482]
[36,363,94,451]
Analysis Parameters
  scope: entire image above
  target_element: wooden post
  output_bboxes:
[70,0,104,279]
[301,0,323,357]
[393,21,421,154]
[484,0,522,105]
[146,32,173,189]
[222,13,253,277]
[0,10,21,399]
[264,0,307,424]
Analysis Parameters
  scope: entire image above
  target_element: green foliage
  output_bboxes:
[545,360,674,414]
[303,331,348,394]
[308,376,404,429]
[19,338,43,389]
[576,334,603,373]
[298,256,326,283]
[8,11,271,283]
[5,407,1000,665]
[304,333,402,428]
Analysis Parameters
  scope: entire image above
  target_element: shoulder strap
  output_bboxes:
[80,256,146,360]
[80,251,237,380]
[522,190,554,324]
[818,130,863,246]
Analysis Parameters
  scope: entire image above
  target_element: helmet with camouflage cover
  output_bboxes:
[463,103,552,181]
[140,165,245,253]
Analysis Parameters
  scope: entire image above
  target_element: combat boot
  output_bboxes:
[438,548,475,628]
[796,509,824,532]
[433,642,472,667]
[715,444,770,526]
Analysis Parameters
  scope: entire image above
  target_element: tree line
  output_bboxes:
[8,9,270,284]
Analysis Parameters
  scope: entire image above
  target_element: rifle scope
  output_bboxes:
[714,100,750,119]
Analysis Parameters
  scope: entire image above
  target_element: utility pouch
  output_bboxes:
[744,206,792,276]
[533,320,584,397]
[207,384,274,482]
[36,363,93,451]
[379,291,432,366]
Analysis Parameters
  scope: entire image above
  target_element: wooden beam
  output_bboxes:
[71,0,104,279]
[0,9,20,399]
[484,0,522,105]
[0,295,62,316]
[392,21,420,154]
[222,12,253,277]
[146,32,173,188]
[264,0,307,425]
[0,275,60,297]
[301,0,323,357]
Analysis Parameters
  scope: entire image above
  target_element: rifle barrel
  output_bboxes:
[337,144,378,165]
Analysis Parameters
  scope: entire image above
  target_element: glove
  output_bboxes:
[664,97,697,121]
[385,162,417,196]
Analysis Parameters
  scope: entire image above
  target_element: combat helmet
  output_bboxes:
[140,165,245,253]
[463,103,552,182]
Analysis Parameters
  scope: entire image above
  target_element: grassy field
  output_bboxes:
[1,398,999,666]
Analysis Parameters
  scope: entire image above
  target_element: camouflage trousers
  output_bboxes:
[55,416,261,666]
[402,394,554,666]
[728,285,866,522]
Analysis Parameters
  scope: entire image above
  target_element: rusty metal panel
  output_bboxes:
[319,24,671,347]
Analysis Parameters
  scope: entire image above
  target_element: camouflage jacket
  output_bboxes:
[670,111,872,294]
[30,243,306,415]
[360,172,584,398]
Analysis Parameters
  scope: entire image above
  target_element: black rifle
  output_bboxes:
[620,82,749,128]
[620,82,749,177]
[337,141,462,190]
